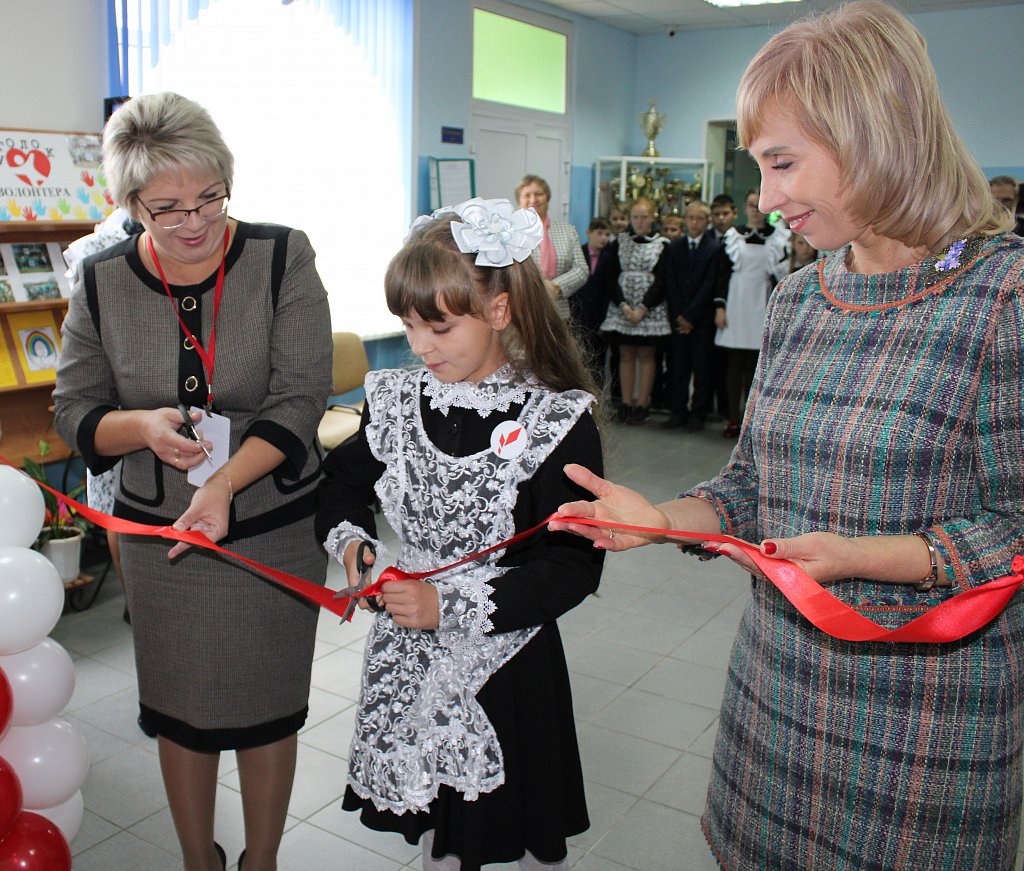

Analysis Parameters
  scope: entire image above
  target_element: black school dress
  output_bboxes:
[315,366,604,869]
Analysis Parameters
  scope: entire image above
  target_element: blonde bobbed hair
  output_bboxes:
[736,0,1010,252]
[102,92,234,221]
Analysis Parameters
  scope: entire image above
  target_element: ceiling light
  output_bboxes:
[704,0,797,6]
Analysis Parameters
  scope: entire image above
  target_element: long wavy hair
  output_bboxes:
[385,215,598,398]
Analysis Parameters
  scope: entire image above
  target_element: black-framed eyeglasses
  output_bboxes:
[142,195,230,230]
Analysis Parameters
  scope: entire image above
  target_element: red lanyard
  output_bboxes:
[147,227,230,410]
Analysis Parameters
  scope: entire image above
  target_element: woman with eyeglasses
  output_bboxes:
[54,92,333,871]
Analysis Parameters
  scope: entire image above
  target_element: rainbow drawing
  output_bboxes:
[19,326,59,371]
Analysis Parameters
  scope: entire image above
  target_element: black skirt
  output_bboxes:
[343,623,589,870]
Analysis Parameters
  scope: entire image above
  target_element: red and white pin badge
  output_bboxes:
[490,420,527,459]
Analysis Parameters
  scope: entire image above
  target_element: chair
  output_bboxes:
[317,331,370,451]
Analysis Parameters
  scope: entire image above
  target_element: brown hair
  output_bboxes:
[514,174,552,205]
[630,197,655,217]
[736,1,1010,250]
[385,216,597,397]
[660,215,684,229]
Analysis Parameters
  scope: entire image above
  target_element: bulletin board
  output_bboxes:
[0,128,115,224]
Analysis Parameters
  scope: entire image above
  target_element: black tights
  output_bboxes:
[726,348,759,422]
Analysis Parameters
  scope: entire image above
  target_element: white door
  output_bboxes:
[469,114,570,219]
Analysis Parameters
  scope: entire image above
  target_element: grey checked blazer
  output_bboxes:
[529,218,589,320]
[53,222,333,541]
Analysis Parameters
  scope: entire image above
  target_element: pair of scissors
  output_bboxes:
[177,403,214,463]
[334,541,385,622]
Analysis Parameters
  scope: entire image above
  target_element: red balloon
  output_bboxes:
[0,811,70,871]
[0,755,22,841]
[0,670,12,737]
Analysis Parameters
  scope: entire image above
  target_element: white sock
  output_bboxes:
[421,829,462,871]
[518,849,569,871]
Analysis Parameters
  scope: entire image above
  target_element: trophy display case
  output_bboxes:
[593,157,710,221]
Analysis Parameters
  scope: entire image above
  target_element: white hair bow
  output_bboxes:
[408,198,544,267]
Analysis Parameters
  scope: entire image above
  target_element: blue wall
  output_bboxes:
[418,2,1024,243]
[416,0,636,235]
[629,4,1024,173]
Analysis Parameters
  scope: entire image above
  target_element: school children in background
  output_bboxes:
[714,188,789,438]
[607,203,629,236]
[709,194,737,243]
[659,214,684,241]
[644,201,721,432]
[707,194,737,420]
[314,198,604,871]
[787,232,818,273]
[598,198,671,423]
[572,216,613,387]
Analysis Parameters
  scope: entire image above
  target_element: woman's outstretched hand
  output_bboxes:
[710,531,858,585]
[549,464,671,552]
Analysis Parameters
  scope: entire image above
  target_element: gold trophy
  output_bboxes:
[639,98,666,159]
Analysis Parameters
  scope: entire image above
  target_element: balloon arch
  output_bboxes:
[0,465,89,871]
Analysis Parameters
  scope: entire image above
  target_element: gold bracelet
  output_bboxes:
[914,532,939,591]
[212,470,233,503]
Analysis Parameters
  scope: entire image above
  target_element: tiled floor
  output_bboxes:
[51,416,1024,870]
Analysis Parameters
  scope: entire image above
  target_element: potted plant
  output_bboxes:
[22,445,92,585]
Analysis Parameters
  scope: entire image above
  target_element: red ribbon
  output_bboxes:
[3,456,1021,642]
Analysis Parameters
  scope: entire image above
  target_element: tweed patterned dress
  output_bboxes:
[688,233,1024,870]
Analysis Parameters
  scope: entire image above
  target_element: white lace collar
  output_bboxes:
[422,364,533,417]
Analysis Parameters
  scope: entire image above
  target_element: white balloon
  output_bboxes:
[0,718,89,809]
[33,789,84,843]
[0,547,64,656]
[0,466,46,548]
[0,639,76,726]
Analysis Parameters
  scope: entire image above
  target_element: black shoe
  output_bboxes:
[138,714,157,738]
[683,418,705,433]
[629,405,650,424]
[660,415,687,429]
[215,842,226,871]
[616,404,632,423]
[238,849,246,871]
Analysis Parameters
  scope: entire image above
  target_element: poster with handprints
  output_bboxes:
[0,129,114,224]
[8,310,61,383]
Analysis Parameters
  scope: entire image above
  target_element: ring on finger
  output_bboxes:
[173,456,179,466]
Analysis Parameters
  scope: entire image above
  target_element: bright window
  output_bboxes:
[472,9,567,115]
[112,0,412,338]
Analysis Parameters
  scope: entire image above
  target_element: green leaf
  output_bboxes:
[38,440,51,458]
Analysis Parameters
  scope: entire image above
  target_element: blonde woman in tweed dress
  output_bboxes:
[517,175,588,320]
[54,93,332,871]
[554,3,1024,869]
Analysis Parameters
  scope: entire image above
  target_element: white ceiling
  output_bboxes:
[542,0,1022,34]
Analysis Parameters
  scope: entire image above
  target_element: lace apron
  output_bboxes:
[600,233,671,337]
[328,367,593,814]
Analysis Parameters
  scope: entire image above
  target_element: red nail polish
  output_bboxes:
[763,541,777,555]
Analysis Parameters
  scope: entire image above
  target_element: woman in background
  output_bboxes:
[517,174,588,321]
